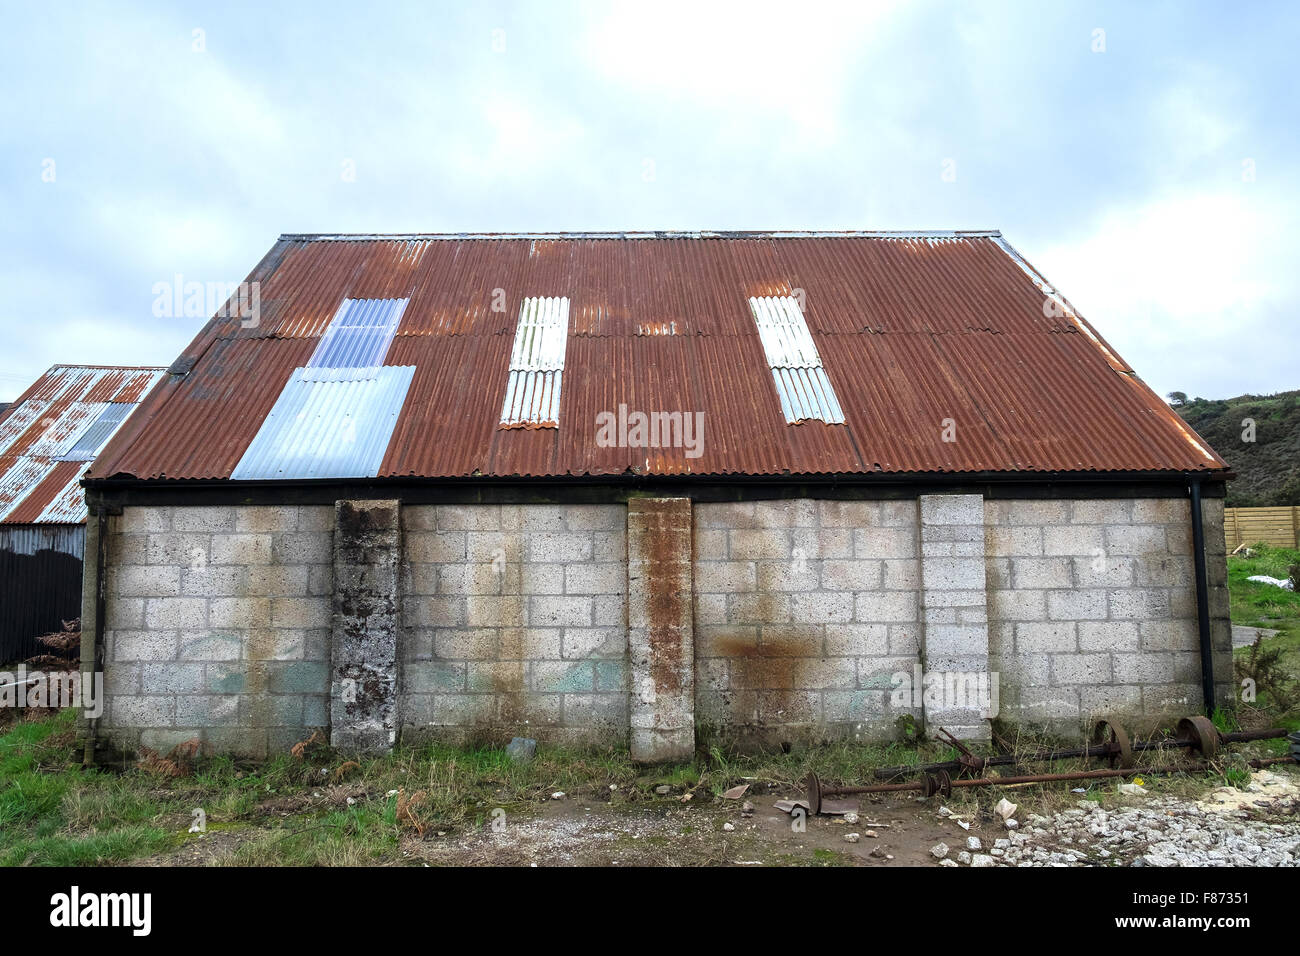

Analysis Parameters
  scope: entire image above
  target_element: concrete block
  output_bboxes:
[791,592,854,624]
[114,565,181,598]
[854,527,917,559]
[145,598,207,631]
[1051,654,1112,685]
[854,590,917,624]
[988,589,1046,623]
[985,525,1042,557]
[437,505,501,531]
[170,507,236,533]
[1046,589,1107,621]
[694,561,756,594]
[728,528,791,560]
[208,597,269,630]
[210,534,274,566]
[235,506,300,533]
[920,494,984,526]
[1069,499,1132,524]
[526,532,594,564]
[407,532,466,564]
[1077,621,1140,652]
[1014,622,1077,654]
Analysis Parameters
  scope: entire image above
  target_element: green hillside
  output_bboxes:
[1173,390,1300,506]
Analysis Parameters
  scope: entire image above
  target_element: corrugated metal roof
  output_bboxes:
[230,365,416,480]
[0,366,164,523]
[88,233,1230,482]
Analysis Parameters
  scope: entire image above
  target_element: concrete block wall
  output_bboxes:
[400,504,629,746]
[93,492,1232,757]
[100,505,333,757]
[985,497,1233,730]
[693,499,924,747]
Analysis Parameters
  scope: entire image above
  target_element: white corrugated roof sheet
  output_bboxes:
[500,296,569,428]
[748,296,845,424]
[230,366,416,480]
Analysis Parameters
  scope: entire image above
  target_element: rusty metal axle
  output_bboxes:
[871,717,1287,781]
[806,764,1211,815]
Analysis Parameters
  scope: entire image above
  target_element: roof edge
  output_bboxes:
[277,229,1006,242]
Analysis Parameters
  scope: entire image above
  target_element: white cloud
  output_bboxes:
[582,0,900,142]
[1032,190,1291,397]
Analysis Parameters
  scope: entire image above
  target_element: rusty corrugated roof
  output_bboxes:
[88,232,1229,482]
[0,366,165,523]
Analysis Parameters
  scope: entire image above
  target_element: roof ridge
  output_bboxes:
[44,364,169,372]
[278,229,1005,242]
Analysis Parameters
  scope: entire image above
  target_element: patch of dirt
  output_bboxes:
[402,791,961,867]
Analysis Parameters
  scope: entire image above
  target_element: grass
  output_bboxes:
[1227,543,1300,732]
[0,705,1292,865]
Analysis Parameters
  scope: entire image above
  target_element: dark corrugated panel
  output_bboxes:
[0,524,83,663]
[89,234,1229,481]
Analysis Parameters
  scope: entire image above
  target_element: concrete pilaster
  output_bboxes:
[919,494,992,740]
[330,500,401,752]
[627,497,694,762]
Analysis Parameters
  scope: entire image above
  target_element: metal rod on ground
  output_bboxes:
[871,720,1287,781]
[1247,756,1299,769]
[805,764,1212,815]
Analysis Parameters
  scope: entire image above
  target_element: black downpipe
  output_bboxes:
[1189,479,1216,717]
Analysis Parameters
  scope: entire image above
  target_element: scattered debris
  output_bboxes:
[505,737,537,764]
[1247,574,1294,591]
[722,784,750,800]
[551,791,566,800]
[394,789,427,836]
[994,797,1018,821]
[331,760,360,783]
[844,832,859,843]
[722,822,735,832]
[290,729,326,760]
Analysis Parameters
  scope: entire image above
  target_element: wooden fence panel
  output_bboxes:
[1224,506,1300,550]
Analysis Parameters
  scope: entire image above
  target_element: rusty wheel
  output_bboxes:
[919,769,952,799]
[1177,715,1220,759]
[1092,718,1134,769]
[805,771,823,816]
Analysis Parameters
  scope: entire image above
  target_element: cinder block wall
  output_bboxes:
[93,494,1232,757]
[693,500,924,747]
[986,498,1234,730]
[101,505,333,757]
[400,504,628,746]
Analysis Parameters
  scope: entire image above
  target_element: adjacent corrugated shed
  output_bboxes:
[0,366,165,522]
[89,233,1229,482]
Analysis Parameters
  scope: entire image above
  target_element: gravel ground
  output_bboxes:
[932,771,1300,867]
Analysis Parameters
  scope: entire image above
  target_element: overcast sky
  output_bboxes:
[1,0,1295,403]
